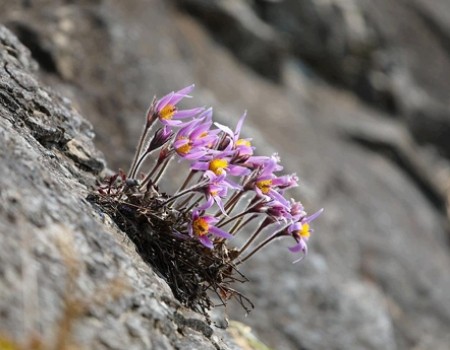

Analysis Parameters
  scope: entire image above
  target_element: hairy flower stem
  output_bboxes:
[218,197,262,227]
[235,218,271,257]
[163,181,206,205]
[217,214,257,244]
[176,170,197,195]
[133,152,149,178]
[237,223,291,263]
[129,124,150,179]
[217,175,253,217]
[139,160,162,189]
[153,157,173,186]
[129,103,157,178]
[218,196,261,226]
[140,148,173,189]
[230,214,258,235]
[176,193,196,209]
[236,234,278,265]
[218,211,250,228]
[133,148,159,179]
[215,191,244,218]
[181,195,202,213]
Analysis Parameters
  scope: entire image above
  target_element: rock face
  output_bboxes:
[1,1,450,350]
[183,0,450,159]
[0,26,240,349]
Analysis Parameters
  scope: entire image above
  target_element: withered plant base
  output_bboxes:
[88,180,253,316]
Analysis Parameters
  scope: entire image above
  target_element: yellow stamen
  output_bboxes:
[159,104,176,120]
[256,179,272,194]
[200,131,208,138]
[176,137,192,155]
[236,139,251,147]
[209,158,228,175]
[193,217,209,237]
[299,223,310,239]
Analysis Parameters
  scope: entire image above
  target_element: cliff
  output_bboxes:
[1,1,450,349]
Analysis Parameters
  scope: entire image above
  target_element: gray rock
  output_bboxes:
[1,1,450,350]
[0,25,238,349]
[173,0,286,81]
[254,0,378,88]
[253,0,450,158]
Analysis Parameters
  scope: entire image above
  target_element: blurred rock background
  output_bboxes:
[1,0,450,349]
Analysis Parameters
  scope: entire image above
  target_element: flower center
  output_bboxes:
[298,223,310,239]
[159,104,176,120]
[176,137,192,155]
[209,158,228,175]
[256,179,272,194]
[236,139,251,147]
[193,217,209,237]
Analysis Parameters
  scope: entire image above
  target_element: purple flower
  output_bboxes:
[148,125,174,152]
[272,173,299,191]
[248,156,294,207]
[215,112,254,157]
[189,210,233,249]
[252,198,292,222]
[191,151,250,177]
[289,199,306,221]
[153,85,204,126]
[287,208,323,258]
[196,171,241,214]
[246,153,283,172]
[173,108,220,159]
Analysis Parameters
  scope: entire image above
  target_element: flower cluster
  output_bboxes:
[122,84,322,264]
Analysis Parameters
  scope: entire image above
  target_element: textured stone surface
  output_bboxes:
[1,1,450,350]
[0,25,240,349]
[182,0,450,159]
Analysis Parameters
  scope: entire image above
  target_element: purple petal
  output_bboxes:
[203,215,219,224]
[203,171,215,181]
[161,119,183,126]
[168,84,195,106]
[288,239,307,253]
[228,165,251,176]
[197,196,214,211]
[175,119,203,128]
[214,122,234,137]
[174,84,195,97]
[268,189,290,208]
[209,226,233,239]
[183,150,208,160]
[187,225,194,237]
[198,235,214,249]
[191,122,213,139]
[191,162,209,171]
[156,92,174,110]
[247,156,270,166]
[235,111,247,136]
[305,208,324,223]
[224,178,243,190]
[174,107,204,119]
[288,222,302,234]
[214,197,228,216]
[174,138,190,148]
[292,256,306,264]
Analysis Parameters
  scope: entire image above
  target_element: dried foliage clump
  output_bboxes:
[88,178,253,315]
